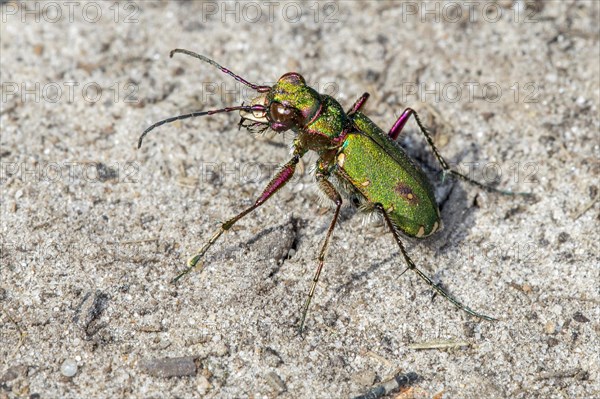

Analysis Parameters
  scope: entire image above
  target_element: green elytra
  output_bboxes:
[139,49,528,334]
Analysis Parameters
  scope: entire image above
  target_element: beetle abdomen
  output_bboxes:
[337,131,441,238]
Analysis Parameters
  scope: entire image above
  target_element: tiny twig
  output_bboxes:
[408,340,470,350]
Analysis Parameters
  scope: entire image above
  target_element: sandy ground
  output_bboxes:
[1,1,599,398]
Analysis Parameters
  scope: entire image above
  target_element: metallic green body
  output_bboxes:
[140,50,504,333]
[267,74,442,239]
[336,112,441,238]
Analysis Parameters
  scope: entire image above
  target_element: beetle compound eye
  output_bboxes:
[269,102,299,131]
[271,102,292,120]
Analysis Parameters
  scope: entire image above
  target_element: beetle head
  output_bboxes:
[240,72,321,133]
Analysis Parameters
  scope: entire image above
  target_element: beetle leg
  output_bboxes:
[173,154,301,283]
[376,203,497,321]
[298,172,343,334]
[388,109,455,178]
[389,108,529,196]
[387,108,414,140]
[347,92,370,115]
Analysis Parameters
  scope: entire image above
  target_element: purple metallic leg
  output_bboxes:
[388,107,415,140]
[347,92,370,115]
[173,155,301,282]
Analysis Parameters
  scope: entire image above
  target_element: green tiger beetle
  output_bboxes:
[139,49,528,334]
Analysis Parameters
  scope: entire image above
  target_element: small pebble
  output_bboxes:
[33,44,44,56]
[196,375,212,395]
[572,312,590,323]
[1,365,27,383]
[474,192,489,208]
[545,321,556,334]
[351,370,377,388]
[265,371,287,394]
[60,359,78,377]
[551,304,563,315]
[211,343,229,357]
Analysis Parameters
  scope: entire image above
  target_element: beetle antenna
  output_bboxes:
[138,104,266,148]
[170,49,271,93]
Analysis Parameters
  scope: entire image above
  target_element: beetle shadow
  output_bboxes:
[320,189,482,321]
[399,131,484,254]
[197,219,298,273]
[244,220,295,247]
